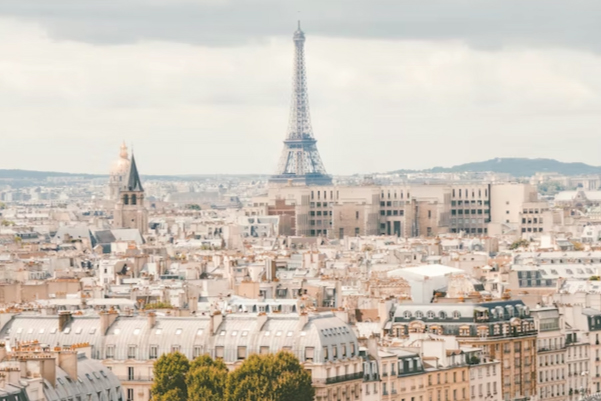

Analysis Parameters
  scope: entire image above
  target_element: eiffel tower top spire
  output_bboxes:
[270,22,332,186]
[288,20,311,141]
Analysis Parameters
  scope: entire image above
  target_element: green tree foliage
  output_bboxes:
[187,355,228,401]
[225,351,314,401]
[509,238,529,250]
[538,181,565,195]
[143,301,173,310]
[152,351,190,401]
[152,351,313,401]
[571,241,585,251]
[186,204,201,210]
[154,388,186,401]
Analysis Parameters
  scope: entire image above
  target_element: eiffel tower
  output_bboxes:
[269,22,333,186]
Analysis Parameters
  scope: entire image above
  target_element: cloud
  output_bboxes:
[1,0,601,52]
[1,7,601,176]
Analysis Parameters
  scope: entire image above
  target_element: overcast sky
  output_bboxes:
[2,0,601,175]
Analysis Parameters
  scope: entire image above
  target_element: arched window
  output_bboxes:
[415,311,424,319]
[131,194,137,205]
[427,311,436,319]
[452,310,461,319]
[439,311,447,319]
[403,311,412,319]
[123,194,129,205]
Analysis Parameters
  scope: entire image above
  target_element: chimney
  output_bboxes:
[58,311,72,333]
[209,312,223,335]
[378,299,391,328]
[57,350,78,381]
[297,312,309,331]
[334,280,342,308]
[367,335,378,358]
[148,312,156,329]
[99,309,119,335]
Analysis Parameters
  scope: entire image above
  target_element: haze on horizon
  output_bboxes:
[2,0,601,176]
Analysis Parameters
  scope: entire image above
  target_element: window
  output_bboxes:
[128,367,135,381]
[193,346,202,358]
[215,346,224,359]
[149,345,158,359]
[260,346,270,355]
[106,345,115,359]
[171,345,180,353]
[128,345,137,359]
[305,347,315,361]
[127,388,134,401]
[415,311,424,319]
[453,310,461,319]
[427,311,435,319]
[237,346,247,360]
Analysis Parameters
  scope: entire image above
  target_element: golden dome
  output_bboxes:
[110,142,130,175]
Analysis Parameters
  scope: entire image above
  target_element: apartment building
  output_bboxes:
[488,183,551,236]
[0,308,362,401]
[448,184,490,235]
[531,307,567,401]
[380,349,427,401]
[469,357,502,401]
[266,182,547,239]
[387,301,537,401]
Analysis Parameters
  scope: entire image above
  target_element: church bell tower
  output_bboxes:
[114,153,148,234]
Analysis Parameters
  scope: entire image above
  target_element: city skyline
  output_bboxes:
[2,1,601,175]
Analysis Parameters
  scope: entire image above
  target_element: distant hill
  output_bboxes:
[0,169,267,181]
[0,169,103,179]
[393,158,601,177]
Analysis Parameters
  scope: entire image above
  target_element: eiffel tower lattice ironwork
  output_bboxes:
[269,22,332,186]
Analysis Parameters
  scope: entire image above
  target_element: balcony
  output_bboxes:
[326,372,364,384]
[117,374,151,383]
[363,373,380,382]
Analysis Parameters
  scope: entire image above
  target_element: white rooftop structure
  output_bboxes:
[387,264,463,279]
[387,264,465,304]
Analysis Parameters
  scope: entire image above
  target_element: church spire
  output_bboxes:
[126,153,144,192]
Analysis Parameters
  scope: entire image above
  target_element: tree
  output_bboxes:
[152,352,190,401]
[509,238,529,250]
[571,241,585,251]
[154,388,186,401]
[187,355,228,401]
[226,351,314,401]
